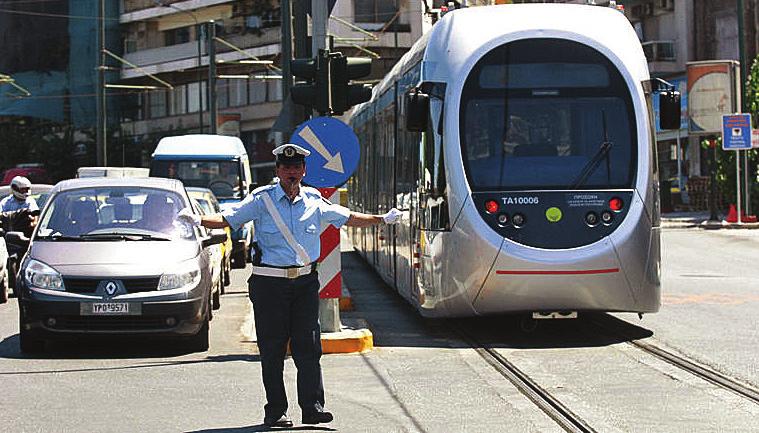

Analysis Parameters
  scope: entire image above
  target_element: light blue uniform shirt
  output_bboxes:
[222,183,350,267]
[0,195,38,213]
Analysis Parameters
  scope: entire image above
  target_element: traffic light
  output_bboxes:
[329,55,372,115]
[290,51,330,115]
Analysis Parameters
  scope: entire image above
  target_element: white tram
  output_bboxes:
[347,4,681,318]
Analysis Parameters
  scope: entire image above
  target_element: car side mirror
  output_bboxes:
[404,88,429,132]
[202,232,228,249]
[659,90,681,130]
[5,231,30,249]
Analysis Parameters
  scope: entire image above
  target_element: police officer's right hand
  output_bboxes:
[176,207,202,227]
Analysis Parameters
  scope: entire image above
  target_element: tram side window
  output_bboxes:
[419,110,450,231]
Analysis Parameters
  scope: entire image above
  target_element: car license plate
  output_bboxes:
[80,302,141,316]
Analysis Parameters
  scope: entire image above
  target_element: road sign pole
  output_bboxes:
[736,150,742,224]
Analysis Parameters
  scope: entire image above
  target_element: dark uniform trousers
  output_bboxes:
[249,270,325,418]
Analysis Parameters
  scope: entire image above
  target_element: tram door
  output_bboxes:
[376,90,395,284]
[416,95,449,302]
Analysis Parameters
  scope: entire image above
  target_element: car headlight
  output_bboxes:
[24,259,64,291]
[158,261,201,291]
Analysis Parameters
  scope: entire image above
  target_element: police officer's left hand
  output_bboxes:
[383,208,403,224]
[176,207,202,227]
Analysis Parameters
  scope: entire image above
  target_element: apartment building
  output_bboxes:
[117,0,431,182]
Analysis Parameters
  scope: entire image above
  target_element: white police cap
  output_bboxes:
[272,144,311,163]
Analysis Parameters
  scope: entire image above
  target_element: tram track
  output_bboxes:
[589,314,759,406]
[453,322,599,433]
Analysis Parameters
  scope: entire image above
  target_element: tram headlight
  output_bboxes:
[609,197,624,212]
[497,213,509,226]
[585,212,599,226]
[485,200,499,214]
[512,213,525,227]
[601,211,614,224]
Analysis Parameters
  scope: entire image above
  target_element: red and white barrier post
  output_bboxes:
[317,187,342,332]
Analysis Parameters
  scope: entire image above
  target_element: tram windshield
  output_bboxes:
[460,39,637,191]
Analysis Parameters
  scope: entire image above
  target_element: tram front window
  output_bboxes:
[460,39,637,191]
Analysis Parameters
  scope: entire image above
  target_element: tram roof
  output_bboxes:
[352,3,647,119]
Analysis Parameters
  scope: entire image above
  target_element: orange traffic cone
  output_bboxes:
[726,204,738,223]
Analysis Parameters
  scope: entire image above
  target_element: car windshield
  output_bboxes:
[151,160,242,200]
[35,186,193,240]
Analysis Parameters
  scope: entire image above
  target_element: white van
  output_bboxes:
[77,167,150,178]
[150,134,253,268]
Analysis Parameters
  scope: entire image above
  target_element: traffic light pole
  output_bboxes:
[96,0,107,166]
[310,0,341,333]
[280,0,294,136]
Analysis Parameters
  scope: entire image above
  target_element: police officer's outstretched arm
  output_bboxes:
[346,208,402,227]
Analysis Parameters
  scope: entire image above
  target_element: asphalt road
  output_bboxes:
[0,227,757,432]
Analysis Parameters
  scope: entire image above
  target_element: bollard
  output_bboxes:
[317,188,342,332]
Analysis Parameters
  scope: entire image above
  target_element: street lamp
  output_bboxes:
[154,0,204,133]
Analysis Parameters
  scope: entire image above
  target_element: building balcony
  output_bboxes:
[121,27,281,80]
[120,0,235,22]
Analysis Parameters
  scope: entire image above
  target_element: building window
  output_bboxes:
[164,26,191,45]
[217,79,229,109]
[354,0,397,23]
[267,79,282,101]
[187,81,208,113]
[249,80,267,103]
[229,79,247,106]
[170,85,187,115]
[149,90,168,118]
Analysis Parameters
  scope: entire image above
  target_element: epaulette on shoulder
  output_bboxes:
[251,184,276,196]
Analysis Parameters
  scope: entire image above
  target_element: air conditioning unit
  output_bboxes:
[658,0,674,11]
[641,40,676,62]
[644,2,654,16]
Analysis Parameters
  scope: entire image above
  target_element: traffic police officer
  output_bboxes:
[180,143,401,428]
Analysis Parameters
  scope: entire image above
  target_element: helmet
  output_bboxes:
[10,176,31,200]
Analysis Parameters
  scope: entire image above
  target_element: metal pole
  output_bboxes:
[737,150,743,224]
[197,23,204,133]
[312,0,329,52]
[207,21,217,134]
[745,149,750,215]
[709,140,719,221]
[281,0,294,135]
[293,0,309,123]
[312,0,339,333]
[676,134,683,190]
[96,0,106,166]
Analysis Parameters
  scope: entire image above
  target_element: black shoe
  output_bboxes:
[264,414,293,428]
[302,411,333,424]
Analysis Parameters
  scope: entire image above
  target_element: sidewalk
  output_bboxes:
[661,211,759,229]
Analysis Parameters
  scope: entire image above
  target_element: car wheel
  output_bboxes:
[212,279,221,311]
[18,309,45,353]
[7,258,17,298]
[223,260,230,289]
[0,267,8,304]
[187,315,210,352]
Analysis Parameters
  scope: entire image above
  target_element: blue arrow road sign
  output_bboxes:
[290,116,360,188]
[722,114,752,150]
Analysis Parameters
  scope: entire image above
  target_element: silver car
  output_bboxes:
[11,177,225,353]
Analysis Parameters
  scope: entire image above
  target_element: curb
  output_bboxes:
[320,318,373,354]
